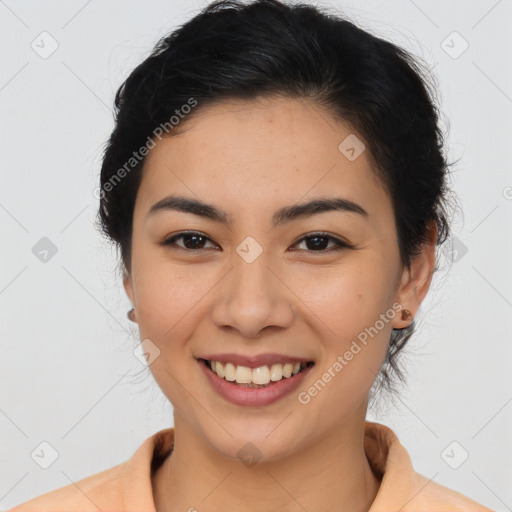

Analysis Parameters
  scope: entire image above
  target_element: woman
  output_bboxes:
[9,0,494,510]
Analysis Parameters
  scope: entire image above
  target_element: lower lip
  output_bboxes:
[198,359,314,407]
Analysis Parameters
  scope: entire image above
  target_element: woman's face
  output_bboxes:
[124,96,434,460]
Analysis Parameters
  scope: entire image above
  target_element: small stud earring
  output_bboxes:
[401,308,412,321]
[127,307,136,322]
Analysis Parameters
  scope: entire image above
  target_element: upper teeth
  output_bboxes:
[208,360,306,385]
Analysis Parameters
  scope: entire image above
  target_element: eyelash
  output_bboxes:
[160,231,355,254]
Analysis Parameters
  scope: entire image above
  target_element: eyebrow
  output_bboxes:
[147,194,368,226]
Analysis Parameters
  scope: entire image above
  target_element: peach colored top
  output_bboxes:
[8,421,493,511]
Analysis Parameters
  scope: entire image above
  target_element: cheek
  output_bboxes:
[295,261,396,338]
[132,265,211,409]
[293,262,395,386]
[135,266,205,342]
[293,274,393,418]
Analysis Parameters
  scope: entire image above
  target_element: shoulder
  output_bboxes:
[364,422,494,511]
[408,472,495,511]
[6,427,175,512]
[7,462,126,511]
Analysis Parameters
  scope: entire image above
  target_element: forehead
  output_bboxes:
[136,96,392,222]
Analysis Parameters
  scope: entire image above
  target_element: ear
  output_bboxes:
[391,221,438,329]
[123,269,134,305]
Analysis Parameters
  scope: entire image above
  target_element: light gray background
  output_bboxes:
[1,0,511,510]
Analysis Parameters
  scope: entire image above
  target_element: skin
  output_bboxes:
[123,96,437,512]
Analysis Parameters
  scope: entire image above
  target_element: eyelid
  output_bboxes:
[161,230,219,250]
[160,230,355,252]
[291,231,355,251]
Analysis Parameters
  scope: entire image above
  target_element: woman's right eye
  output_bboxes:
[161,231,219,251]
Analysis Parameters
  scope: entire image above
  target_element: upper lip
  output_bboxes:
[199,352,314,368]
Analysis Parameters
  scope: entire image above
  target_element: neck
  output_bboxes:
[152,412,381,512]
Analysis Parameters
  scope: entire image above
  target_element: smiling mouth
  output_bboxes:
[200,358,315,388]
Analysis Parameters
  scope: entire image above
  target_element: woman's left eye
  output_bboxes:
[292,233,354,252]
[161,231,353,253]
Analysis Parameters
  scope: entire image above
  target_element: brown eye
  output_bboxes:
[160,231,354,254]
[291,232,354,253]
[161,231,218,251]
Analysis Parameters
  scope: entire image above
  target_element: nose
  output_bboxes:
[211,252,294,338]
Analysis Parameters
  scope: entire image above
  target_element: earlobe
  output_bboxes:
[123,273,137,323]
[392,221,438,329]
